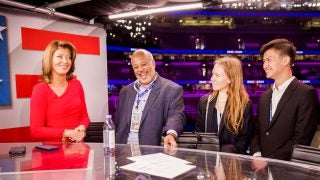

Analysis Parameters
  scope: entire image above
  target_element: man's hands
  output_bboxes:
[163,134,178,155]
[163,134,177,148]
[63,125,86,142]
[251,157,268,173]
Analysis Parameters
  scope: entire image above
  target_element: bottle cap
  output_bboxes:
[106,115,112,119]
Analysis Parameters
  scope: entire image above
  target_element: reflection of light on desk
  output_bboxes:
[0,79,3,83]
[86,149,94,180]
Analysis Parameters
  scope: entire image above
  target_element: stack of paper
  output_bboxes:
[120,153,196,179]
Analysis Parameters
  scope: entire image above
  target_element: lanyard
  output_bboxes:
[134,81,155,110]
[269,93,273,122]
[204,95,211,133]
[216,111,222,132]
[269,101,272,122]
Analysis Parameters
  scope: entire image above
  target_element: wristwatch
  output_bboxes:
[167,132,177,140]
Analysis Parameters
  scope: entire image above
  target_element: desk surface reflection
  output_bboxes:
[0,143,319,179]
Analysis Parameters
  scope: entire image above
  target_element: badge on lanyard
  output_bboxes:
[130,110,142,132]
[130,79,155,132]
[130,144,141,156]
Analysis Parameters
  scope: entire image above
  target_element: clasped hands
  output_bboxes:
[63,125,86,142]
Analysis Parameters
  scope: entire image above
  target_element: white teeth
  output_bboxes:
[59,66,69,70]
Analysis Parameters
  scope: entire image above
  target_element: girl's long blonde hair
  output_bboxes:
[224,158,244,180]
[209,56,249,134]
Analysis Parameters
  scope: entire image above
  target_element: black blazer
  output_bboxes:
[251,78,320,160]
[196,94,254,154]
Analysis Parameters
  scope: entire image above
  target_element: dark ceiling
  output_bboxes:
[1,0,204,23]
[2,0,320,24]
[1,0,320,51]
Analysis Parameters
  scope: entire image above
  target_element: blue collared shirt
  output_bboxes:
[127,76,157,144]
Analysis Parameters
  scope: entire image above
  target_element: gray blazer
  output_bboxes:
[115,76,186,146]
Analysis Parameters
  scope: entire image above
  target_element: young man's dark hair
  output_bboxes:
[260,38,296,67]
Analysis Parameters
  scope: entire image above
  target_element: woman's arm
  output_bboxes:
[30,84,65,139]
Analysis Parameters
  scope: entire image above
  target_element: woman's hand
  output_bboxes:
[74,125,86,132]
[63,128,86,142]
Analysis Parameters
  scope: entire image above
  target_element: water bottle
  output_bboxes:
[104,151,116,179]
[103,115,115,155]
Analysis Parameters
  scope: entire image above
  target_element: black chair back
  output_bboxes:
[290,144,320,166]
[177,132,220,151]
[84,122,104,143]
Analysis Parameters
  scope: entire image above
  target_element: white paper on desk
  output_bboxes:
[120,161,196,179]
[127,152,191,164]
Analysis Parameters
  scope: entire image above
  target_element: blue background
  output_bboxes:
[0,15,11,105]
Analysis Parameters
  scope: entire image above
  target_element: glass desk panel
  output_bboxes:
[1,143,320,179]
[109,144,320,180]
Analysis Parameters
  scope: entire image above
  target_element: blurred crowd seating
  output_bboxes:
[108,60,320,131]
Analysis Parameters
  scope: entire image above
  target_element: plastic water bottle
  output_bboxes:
[103,115,115,155]
[104,151,116,179]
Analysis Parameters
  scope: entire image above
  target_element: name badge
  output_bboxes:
[130,144,141,156]
[130,110,142,132]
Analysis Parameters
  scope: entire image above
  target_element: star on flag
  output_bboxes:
[0,25,7,40]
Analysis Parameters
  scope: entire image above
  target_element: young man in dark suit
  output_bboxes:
[251,39,319,163]
[114,49,186,148]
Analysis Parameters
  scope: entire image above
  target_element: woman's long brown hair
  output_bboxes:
[209,56,249,134]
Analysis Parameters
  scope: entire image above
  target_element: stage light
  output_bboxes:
[108,3,203,19]
[221,0,244,3]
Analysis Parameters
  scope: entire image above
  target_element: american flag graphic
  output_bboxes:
[0,15,10,105]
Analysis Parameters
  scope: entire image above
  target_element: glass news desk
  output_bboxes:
[0,142,319,179]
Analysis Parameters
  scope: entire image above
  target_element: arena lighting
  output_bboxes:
[108,3,203,19]
[221,0,243,3]
[108,79,320,85]
[0,0,87,23]
[107,46,320,55]
[171,11,320,17]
